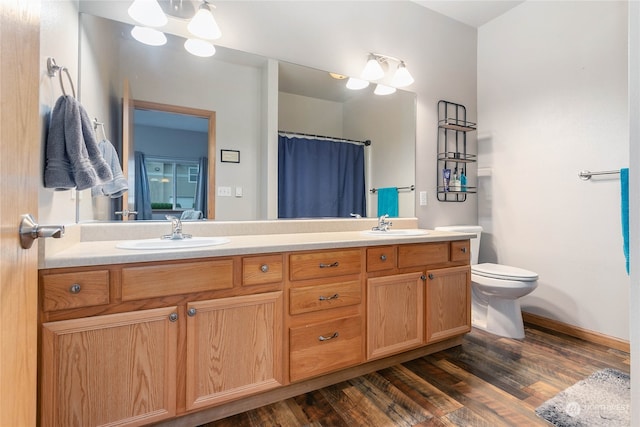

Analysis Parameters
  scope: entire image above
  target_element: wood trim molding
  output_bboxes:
[523,311,630,353]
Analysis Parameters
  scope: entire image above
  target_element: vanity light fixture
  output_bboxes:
[184,38,216,57]
[188,1,222,40]
[131,26,167,46]
[346,77,370,90]
[374,84,396,96]
[128,0,168,27]
[391,61,414,88]
[358,53,414,91]
[360,53,385,81]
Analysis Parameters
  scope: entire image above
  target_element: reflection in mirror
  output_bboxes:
[78,11,416,222]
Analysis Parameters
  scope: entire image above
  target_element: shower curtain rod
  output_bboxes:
[278,130,372,146]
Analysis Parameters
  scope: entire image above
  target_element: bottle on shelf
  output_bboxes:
[451,168,461,191]
[460,168,467,192]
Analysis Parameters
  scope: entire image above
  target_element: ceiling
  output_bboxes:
[413,0,525,28]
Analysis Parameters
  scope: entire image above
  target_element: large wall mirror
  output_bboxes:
[77,4,416,222]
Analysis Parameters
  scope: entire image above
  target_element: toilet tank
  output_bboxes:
[434,225,482,265]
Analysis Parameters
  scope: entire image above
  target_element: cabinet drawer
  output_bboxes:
[289,315,362,382]
[450,240,470,263]
[398,243,449,268]
[242,254,283,286]
[289,249,361,281]
[41,270,110,312]
[122,260,233,301]
[289,280,361,315]
[366,246,396,272]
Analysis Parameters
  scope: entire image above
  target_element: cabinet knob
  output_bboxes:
[380,254,387,261]
[187,308,197,317]
[420,275,427,281]
[318,332,339,342]
[428,273,435,280]
[168,312,178,322]
[69,284,81,294]
[260,264,269,273]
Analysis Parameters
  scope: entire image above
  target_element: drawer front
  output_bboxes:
[41,270,110,312]
[122,260,233,301]
[242,254,283,286]
[289,249,361,281]
[450,240,471,263]
[366,246,396,272]
[289,280,361,315]
[398,243,449,268]
[289,315,362,382]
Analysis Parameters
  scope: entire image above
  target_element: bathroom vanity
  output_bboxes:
[37,221,471,426]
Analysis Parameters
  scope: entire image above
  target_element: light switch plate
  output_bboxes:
[419,191,427,206]
[218,186,232,197]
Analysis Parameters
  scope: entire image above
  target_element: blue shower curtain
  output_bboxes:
[134,151,152,220]
[278,135,366,218]
[194,156,208,218]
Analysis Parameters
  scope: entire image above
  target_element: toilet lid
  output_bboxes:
[472,263,538,282]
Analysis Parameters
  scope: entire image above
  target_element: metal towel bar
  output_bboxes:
[578,170,621,180]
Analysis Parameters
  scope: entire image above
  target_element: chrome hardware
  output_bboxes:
[162,215,192,240]
[318,293,339,301]
[69,284,81,294]
[19,214,65,249]
[380,254,387,261]
[319,261,339,268]
[421,274,427,281]
[169,313,178,322]
[372,214,393,232]
[260,264,269,273]
[461,247,467,253]
[428,273,435,280]
[318,332,339,342]
[187,308,197,317]
[114,209,138,218]
[349,213,362,218]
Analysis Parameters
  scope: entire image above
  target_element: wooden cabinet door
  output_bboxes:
[425,265,471,343]
[185,292,283,410]
[366,272,425,360]
[40,307,178,427]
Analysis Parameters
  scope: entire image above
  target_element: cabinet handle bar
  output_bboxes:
[318,332,339,341]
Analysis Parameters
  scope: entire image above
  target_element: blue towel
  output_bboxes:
[377,187,398,217]
[621,168,629,274]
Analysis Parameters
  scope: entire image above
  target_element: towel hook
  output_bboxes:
[47,57,76,99]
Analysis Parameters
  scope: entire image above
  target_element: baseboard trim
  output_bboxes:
[523,311,630,353]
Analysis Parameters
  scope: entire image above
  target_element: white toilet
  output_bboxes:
[435,225,538,339]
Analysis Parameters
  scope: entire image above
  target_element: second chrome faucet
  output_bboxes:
[162,215,192,240]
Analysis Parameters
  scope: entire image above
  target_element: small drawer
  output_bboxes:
[366,246,396,272]
[41,270,110,312]
[122,259,233,301]
[398,243,449,268]
[289,249,361,281]
[289,315,363,382]
[242,254,283,286]
[450,240,471,263]
[289,280,361,315]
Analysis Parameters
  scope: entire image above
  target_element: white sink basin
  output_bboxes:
[362,229,429,236]
[116,237,230,250]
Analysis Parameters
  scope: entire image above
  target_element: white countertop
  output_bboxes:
[40,226,474,269]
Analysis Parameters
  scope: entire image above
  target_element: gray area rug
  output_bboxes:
[535,368,630,426]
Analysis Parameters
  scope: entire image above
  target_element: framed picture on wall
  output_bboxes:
[221,149,240,163]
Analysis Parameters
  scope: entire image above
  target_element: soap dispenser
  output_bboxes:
[460,168,467,192]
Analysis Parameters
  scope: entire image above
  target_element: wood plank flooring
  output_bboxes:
[202,324,630,426]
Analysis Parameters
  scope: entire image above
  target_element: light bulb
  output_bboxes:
[360,54,384,81]
[391,62,414,87]
[131,26,167,46]
[346,77,370,90]
[374,84,396,95]
[128,0,167,27]
[184,38,216,57]
[187,3,222,40]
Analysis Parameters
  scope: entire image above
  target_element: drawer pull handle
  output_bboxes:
[318,332,339,342]
[461,247,467,253]
[260,264,269,273]
[169,312,178,322]
[187,308,197,317]
[318,293,339,301]
[319,261,339,269]
[69,284,81,294]
[380,254,387,261]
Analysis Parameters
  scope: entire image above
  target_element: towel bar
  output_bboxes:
[578,170,621,180]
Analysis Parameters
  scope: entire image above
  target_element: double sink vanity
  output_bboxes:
[38,218,472,426]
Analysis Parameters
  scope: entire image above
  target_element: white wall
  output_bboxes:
[279,92,344,136]
[478,1,629,339]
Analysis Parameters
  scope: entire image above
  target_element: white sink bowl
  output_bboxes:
[116,236,230,250]
[362,229,429,236]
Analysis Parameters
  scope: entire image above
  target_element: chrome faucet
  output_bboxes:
[372,214,393,232]
[162,215,192,240]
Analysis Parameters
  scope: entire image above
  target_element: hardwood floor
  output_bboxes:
[202,324,630,426]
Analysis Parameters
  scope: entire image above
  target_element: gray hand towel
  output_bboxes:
[91,139,129,198]
[44,96,75,189]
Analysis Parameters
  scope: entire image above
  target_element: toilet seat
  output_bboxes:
[472,263,538,282]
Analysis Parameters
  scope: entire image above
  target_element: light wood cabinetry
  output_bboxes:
[425,265,471,343]
[40,307,178,427]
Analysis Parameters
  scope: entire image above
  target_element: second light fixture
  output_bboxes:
[351,53,415,95]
